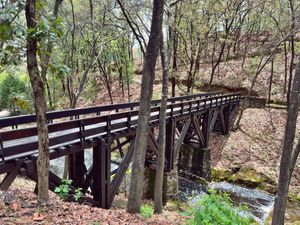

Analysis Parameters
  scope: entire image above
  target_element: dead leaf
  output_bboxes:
[32,212,45,221]
[10,202,19,211]
[20,208,31,214]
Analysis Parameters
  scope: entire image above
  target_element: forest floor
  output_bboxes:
[0,178,188,225]
[210,107,300,197]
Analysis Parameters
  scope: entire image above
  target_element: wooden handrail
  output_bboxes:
[0,91,222,129]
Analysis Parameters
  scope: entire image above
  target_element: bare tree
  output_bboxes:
[154,4,173,212]
[127,0,164,214]
[272,56,300,225]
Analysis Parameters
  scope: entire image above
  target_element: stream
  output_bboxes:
[179,177,274,224]
[49,153,299,224]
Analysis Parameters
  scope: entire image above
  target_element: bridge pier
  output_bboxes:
[179,144,211,182]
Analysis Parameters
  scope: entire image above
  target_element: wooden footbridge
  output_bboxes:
[0,92,240,208]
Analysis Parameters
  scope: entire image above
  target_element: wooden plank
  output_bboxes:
[165,118,175,171]
[192,114,205,147]
[0,169,18,190]
[174,118,191,157]
[209,109,219,132]
[202,110,211,148]
[109,137,135,205]
[69,150,85,188]
[0,92,223,129]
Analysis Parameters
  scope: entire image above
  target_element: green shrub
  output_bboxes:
[190,190,255,225]
[0,72,31,115]
[54,179,73,200]
[140,204,153,218]
[54,179,83,201]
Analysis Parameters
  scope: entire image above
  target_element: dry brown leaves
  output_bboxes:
[0,184,186,225]
[211,108,300,196]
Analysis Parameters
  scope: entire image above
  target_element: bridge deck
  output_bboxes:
[0,92,241,208]
[1,93,237,163]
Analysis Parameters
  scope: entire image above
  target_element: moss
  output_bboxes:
[165,200,180,211]
[211,167,233,182]
[288,193,300,204]
[144,169,156,199]
[228,166,263,188]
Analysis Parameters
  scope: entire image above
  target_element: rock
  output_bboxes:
[228,166,263,187]
[212,166,276,193]
[211,166,233,181]
[165,201,179,211]
[0,191,15,205]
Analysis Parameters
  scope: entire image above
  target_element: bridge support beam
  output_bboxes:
[165,118,175,172]
[69,151,85,188]
[92,139,110,209]
[223,103,233,135]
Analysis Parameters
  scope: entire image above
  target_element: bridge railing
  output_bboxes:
[0,93,240,164]
[0,92,223,130]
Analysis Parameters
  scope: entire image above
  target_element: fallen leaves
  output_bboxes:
[211,108,300,196]
[10,202,19,211]
[32,212,46,221]
[0,185,186,225]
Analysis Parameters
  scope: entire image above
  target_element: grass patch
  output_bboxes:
[140,204,153,218]
[187,190,256,225]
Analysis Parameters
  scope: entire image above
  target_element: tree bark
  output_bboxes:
[272,56,300,225]
[268,58,274,103]
[287,0,295,108]
[154,17,171,214]
[127,0,164,214]
[25,0,49,203]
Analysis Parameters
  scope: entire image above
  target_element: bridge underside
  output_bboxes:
[0,93,240,208]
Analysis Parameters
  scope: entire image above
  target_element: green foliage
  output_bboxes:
[188,190,255,225]
[0,72,31,115]
[74,188,83,201]
[0,2,26,67]
[54,179,83,201]
[140,204,154,218]
[54,179,72,200]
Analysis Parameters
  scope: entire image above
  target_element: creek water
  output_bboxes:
[179,177,275,224]
[49,154,300,224]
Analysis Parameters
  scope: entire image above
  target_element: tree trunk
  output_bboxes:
[283,41,288,94]
[287,0,295,108]
[25,0,49,203]
[127,0,164,214]
[154,29,170,215]
[268,58,274,103]
[272,56,300,225]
